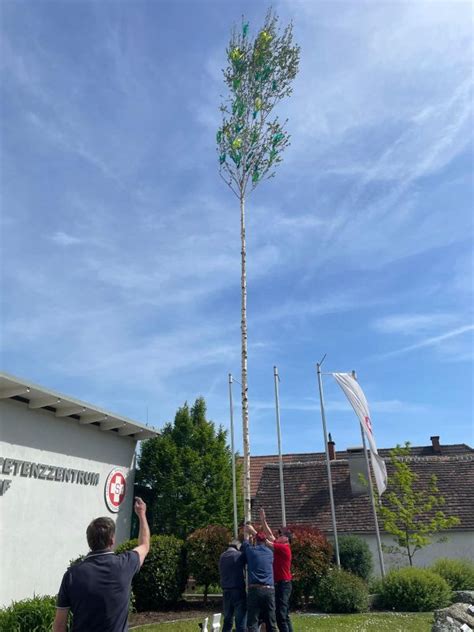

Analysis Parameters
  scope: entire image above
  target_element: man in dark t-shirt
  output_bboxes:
[53,497,150,632]
[219,539,247,632]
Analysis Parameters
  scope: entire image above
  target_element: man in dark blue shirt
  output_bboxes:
[53,497,150,632]
[242,524,278,632]
[219,539,246,632]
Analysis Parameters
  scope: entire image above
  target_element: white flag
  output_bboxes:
[333,372,387,496]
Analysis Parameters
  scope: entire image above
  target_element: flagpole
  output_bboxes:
[228,373,239,539]
[317,359,340,566]
[273,366,286,527]
[352,370,385,578]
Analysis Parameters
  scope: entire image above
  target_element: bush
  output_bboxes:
[337,535,373,581]
[314,568,370,613]
[430,558,474,591]
[379,567,452,611]
[288,525,333,607]
[0,595,64,632]
[187,525,231,602]
[116,534,187,611]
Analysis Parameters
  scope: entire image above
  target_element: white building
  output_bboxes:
[0,371,158,607]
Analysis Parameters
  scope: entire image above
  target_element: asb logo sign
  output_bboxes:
[105,468,127,513]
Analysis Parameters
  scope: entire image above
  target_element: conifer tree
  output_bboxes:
[138,398,241,538]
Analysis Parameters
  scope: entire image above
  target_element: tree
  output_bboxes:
[186,525,231,603]
[377,444,460,566]
[288,524,333,606]
[137,398,242,539]
[217,9,300,521]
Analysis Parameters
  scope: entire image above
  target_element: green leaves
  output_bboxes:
[137,398,241,539]
[377,443,461,565]
[186,525,232,601]
[217,9,300,197]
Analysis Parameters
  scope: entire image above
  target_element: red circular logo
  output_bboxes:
[105,468,127,513]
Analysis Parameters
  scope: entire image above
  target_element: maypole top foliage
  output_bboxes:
[217,9,300,197]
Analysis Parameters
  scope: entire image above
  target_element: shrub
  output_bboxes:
[379,567,452,611]
[430,558,474,591]
[187,525,231,603]
[288,525,333,607]
[116,534,186,610]
[314,568,370,613]
[0,595,65,632]
[337,535,373,581]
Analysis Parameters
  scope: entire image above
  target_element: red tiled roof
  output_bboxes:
[252,454,474,534]
[240,444,473,500]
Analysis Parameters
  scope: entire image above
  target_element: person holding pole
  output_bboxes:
[242,523,278,632]
[218,539,247,632]
[254,508,293,632]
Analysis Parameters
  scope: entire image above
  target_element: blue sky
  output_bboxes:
[1,0,473,455]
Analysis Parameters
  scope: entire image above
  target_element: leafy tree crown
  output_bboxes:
[378,443,460,565]
[217,9,300,197]
[137,398,243,539]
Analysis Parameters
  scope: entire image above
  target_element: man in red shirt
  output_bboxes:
[259,508,293,632]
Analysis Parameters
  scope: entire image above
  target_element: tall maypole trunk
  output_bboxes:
[240,194,251,523]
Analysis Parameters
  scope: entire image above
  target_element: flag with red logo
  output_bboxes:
[333,372,387,496]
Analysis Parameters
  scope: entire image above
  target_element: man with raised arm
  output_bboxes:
[256,507,294,632]
[242,521,278,632]
[53,497,150,632]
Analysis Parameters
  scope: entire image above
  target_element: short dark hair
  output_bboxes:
[86,517,116,551]
[278,528,293,544]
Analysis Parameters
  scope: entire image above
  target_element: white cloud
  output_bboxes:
[373,313,458,336]
[383,324,474,358]
[250,397,429,415]
[50,231,83,247]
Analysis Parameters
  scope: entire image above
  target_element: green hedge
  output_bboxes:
[337,536,373,581]
[315,568,369,613]
[430,558,474,591]
[116,534,187,610]
[379,567,452,611]
[0,595,67,632]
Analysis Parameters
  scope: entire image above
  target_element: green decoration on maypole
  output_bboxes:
[216,9,300,523]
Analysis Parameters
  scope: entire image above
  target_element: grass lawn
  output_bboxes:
[131,612,434,631]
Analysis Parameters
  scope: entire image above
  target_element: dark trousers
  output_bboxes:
[247,586,278,632]
[222,588,247,632]
[275,581,293,632]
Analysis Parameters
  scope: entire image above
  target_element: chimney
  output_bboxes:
[328,433,336,461]
[346,447,370,497]
[431,435,441,454]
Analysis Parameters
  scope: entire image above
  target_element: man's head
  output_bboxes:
[255,531,267,544]
[86,517,116,551]
[277,528,293,545]
[229,539,241,551]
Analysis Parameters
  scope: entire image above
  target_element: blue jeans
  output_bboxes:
[247,586,278,632]
[222,588,247,632]
[275,581,293,632]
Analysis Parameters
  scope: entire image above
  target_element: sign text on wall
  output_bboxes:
[0,457,100,489]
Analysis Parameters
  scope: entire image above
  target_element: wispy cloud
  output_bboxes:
[1,1,472,451]
[382,325,474,358]
[251,397,429,415]
[373,313,458,336]
[50,231,83,247]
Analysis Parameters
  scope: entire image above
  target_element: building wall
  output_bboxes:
[0,398,137,606]
[350,531,474,576]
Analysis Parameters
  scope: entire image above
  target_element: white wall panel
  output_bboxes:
[0,398,137,606]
